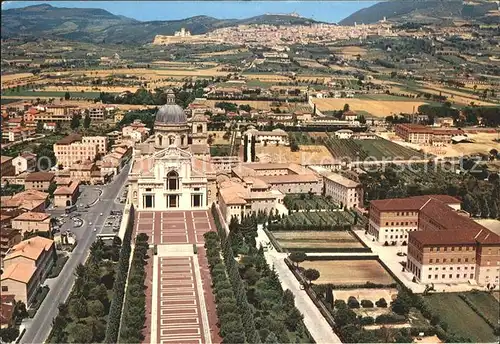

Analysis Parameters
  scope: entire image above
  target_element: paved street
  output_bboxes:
[20,163,130,344]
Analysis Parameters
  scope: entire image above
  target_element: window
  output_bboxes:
[437,247,440,252]
[443,258,447,263]
[465,258,468,263]
[444,247,447,252]
[429,259,433,263]
[442,274,445,278]
[456,274,460,278]
[449,274,452,278]
[451,247,455,251]
[436,259,440,263]
[451,258,454,263]
[167,170,179,190]
[470,274,474,279]
[1,286,7,292]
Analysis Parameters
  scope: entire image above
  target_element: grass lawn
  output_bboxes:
[423,293,497,343]
[460,291,500,326]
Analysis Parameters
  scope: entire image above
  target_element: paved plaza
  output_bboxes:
[134,210,221,344]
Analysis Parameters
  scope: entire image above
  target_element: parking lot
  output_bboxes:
[101,210,123,235]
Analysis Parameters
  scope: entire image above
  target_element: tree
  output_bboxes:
[36,120,44,132]
[70,114,81,130]
[69,296,88,318]
[303,268,320,285]
[285,307,303,331]
[83,114,91,129]
[0,327,20,343]
[64,92,71,100]
[264,332,279,343]
[282,289,295,311]
[343,103,350,112]
[391,296,410,316]
[87,300,105,317]
[48,182,57,198]
[68,323,93,343]
[289,251,307,268]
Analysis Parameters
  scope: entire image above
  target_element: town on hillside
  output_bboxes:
[1,1,499,344]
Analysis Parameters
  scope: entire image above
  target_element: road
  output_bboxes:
[20,163,130,344]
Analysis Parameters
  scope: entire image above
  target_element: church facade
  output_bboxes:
[128,90,216,211]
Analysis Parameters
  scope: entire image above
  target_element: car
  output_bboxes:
[299,284,305,290]
[89,222,92,225]
[100,213,103,216]
[93,228,97,232]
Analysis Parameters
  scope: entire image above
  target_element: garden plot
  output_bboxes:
[301,260,395,285]
[273,231,364,250]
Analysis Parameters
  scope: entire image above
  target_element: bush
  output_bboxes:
[360,316,374,326]
[375,313,407,324]
[361,300,374,308]
[375,298,387,308]
[334,299,347,310]
[47,255,69,278]
[347,296,360,309]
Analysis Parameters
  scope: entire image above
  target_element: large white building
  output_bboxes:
[129,90,216,211]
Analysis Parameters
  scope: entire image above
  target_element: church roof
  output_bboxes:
[155,89,186,124]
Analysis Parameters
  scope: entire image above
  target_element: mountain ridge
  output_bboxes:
[1,4,322,44]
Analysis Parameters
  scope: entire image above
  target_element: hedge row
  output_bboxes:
[204,231,247,343]
[105,205,135,343]
[287,247,372,253]
[318,282,398,289]
[211,205,261,343]
[119,233,149,342]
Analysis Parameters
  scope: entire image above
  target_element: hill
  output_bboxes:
[1,4,321,44]
[339,0,497,25]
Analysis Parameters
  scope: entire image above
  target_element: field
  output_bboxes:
[272,231,364,250]
[312,98,428,117]
[208,131,230,145]
[1,90,108,99]
[283,194,336,211]
[334,288,398,303]
[301,260,395,285]
[423,293,498,343]
[322,137,426,161]
[256,144,336,165]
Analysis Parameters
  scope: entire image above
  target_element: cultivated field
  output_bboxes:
[322,137,426,161]
[256,144,336,165]
[205,100,276,110]
[423,293,498,343]
[52,67,228,80]
[459,291,500,327]
[40,86,141,93]
[301,260,395,285]
[193,48,248,58]
[273,231,364,250]
[312,98,428,117]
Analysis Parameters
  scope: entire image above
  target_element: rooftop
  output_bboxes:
[5,236,54,262]
[54,181,80,196]
[25,171,55,182]
[370,195,461,212]
[1,156,13,164]
[56,133,82,145]
[1,263,36,284]
[13,211,50,222]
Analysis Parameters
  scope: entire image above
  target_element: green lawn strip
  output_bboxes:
[423,293,497,343]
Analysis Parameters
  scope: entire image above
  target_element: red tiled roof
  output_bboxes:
[370,195,461,212]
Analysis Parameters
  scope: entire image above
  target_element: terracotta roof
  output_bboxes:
[56,133,82,145]
[323,172,359,188]
[370,195,461,212]
[13,211,50,222]
[411,229,480,246]
[11,190,48,202]
[25,171,55,182]
[54,181,79,195]
[0,263,36,284]
[5,236,54,262]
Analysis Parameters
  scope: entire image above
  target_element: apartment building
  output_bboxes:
[34,105,78,122]
[24,172,55,192]
[232,163,322,195]
[53,134,107,169]
[313,168,363,209]
[218,178,286,224]
[406,198,500,286]
[368,195,461,245]
[12,153,36,175]
[394,124,462,145]
[87,106,106,121]
[1,156,15,177]
[0,236,56,305]
[11,212,51,235]
[7,127,35,143]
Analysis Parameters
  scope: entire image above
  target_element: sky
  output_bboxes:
[1,1,380,23]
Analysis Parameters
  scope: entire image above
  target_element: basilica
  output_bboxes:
[128,90,216,211]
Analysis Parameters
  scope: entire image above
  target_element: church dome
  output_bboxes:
[155,90,186,124]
